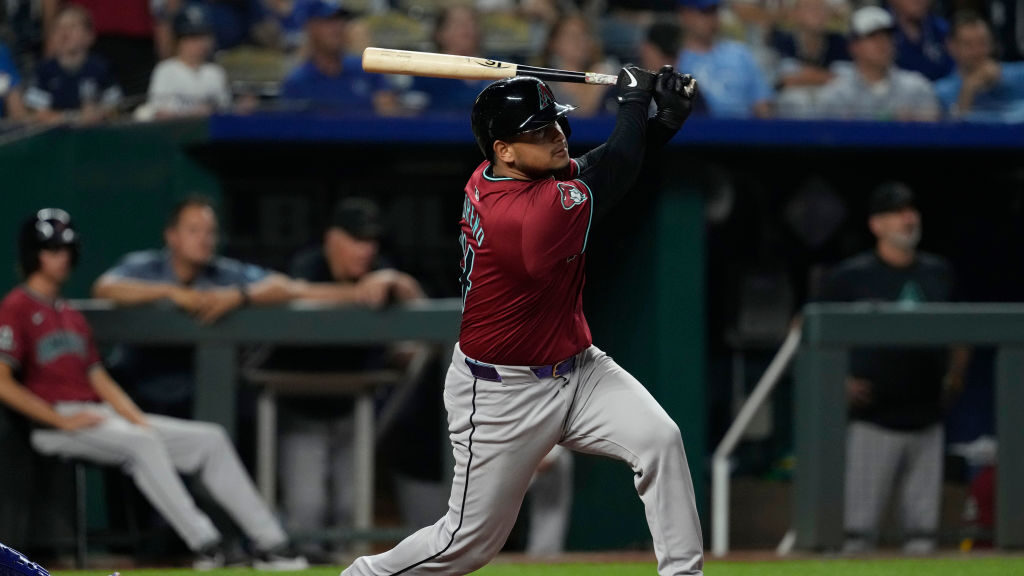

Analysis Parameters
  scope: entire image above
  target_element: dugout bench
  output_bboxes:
[77,298,462,547]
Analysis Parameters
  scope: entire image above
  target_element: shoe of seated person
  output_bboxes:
[252,545,309,571]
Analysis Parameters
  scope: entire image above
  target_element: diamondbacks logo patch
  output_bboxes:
[557,182,588,210]
[537,83,554,110]
[0,326,13,352]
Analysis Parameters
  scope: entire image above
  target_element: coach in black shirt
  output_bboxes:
[819,183,967,554]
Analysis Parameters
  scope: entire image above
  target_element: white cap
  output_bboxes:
[850,6,895,38]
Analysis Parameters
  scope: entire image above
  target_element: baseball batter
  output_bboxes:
[343,66,703,575]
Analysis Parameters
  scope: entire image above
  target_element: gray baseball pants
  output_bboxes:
[844,420,944,552]
[31,402,287,552]
[342,344,704,576]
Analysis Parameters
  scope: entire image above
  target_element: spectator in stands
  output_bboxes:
[889,0,955,81]
[936,11,1024,121]
[770,0,850,118]
[819,184,967,555]
[264,0,319,52]
[260,197,426,559]
[988,0,1024,61]
[0,208,307,570]
[815,6,939,120]
[405,5,488,115]
[677,0,774,118]
[540,12,616,116]
[640,21,709,116]
[92,196,296,418]
[281,0,397,115]
[0,41,29,122]
[136,4,231,120]
[25,5,122,124]
[44,0,158,97]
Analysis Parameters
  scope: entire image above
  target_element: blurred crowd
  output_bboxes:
[1,0,1023,127]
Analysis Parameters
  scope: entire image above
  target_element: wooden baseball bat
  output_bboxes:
[362,47,618,85]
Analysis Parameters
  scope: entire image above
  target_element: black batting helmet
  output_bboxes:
[18,208,80,277]
[471,76,575,161]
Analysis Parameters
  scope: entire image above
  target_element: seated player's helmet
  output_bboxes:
[0,542,50,576]
[18,208,80,277]
[471,76,576,162]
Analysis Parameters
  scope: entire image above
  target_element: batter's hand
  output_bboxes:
[652,66,697,131]
[616,65,657,105]
[59,411,105,431]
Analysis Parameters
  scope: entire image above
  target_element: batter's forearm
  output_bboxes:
[92,276,177,304]
[581,99,650,221]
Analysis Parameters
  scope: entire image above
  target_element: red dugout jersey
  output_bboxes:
[0,287,102,404]
[458,159,595,365]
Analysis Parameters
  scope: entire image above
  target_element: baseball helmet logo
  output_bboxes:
[557,182,588,210]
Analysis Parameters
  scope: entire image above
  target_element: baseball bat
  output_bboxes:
[362,47,618,85]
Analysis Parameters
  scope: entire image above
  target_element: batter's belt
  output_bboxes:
[464,355,577,382]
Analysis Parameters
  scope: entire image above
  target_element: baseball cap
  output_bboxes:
[677,0,721,9]
[331,198,382,240]
[173,4,214,38]
[850,6,895,39]
[304,0,354,21]
[869,182,915,215]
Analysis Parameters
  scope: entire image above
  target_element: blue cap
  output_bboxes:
[677,0,721,8]
[303,0,353,21]
[173,3,213,37]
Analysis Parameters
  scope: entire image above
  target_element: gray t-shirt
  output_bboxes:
[102,250,270,413]
[814,66,939,121]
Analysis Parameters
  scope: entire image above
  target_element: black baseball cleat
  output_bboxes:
[252,545,309,571]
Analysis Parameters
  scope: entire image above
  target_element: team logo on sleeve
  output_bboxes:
[0,326,13,352]
[557,182,588,210]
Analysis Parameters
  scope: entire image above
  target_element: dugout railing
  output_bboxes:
[794,303,1024,551]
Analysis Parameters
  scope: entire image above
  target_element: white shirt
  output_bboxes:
[137,58,230,120]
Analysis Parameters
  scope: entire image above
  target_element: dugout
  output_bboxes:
[1,115,1022,554]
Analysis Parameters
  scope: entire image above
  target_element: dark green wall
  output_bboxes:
[0,120,220,297]
[571,179,706,549]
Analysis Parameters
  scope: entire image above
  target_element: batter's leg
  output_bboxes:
[147,414,288,551]
[30,403,221,551]
[560,346,704,576]
[342,350,570,575]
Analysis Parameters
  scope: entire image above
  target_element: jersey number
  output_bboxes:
[459,232,475,308]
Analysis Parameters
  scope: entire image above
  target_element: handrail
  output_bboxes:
[711,322,803,557]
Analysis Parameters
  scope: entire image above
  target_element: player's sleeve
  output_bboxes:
[521,178,594,277]
[575,92,651,222]
[0,300,27,370]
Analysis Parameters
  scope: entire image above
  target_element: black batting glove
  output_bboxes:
[652,65,698,131]
[616,64,657,105]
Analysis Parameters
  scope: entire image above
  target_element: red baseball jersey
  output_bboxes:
[0,287,102,404]
[458,159,595,365]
